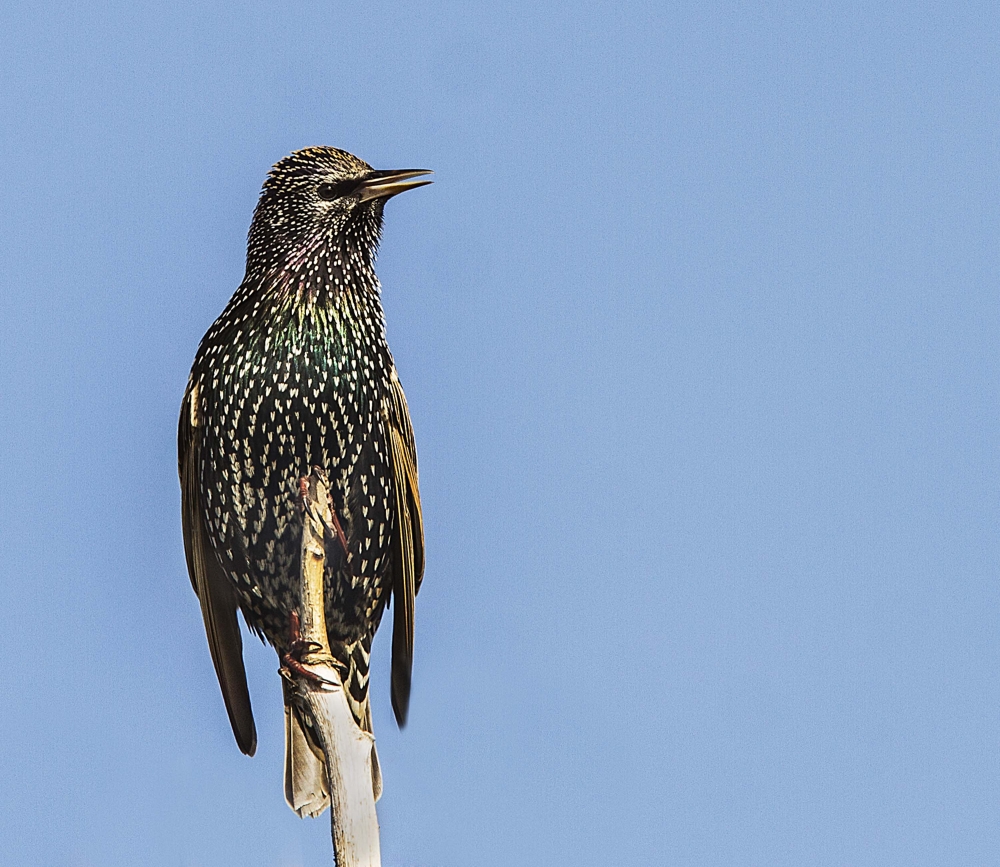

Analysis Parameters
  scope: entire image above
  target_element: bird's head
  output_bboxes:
[245,146,431,274]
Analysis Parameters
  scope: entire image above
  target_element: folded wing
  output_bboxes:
[178,380,257,756]
[384,370,425,727]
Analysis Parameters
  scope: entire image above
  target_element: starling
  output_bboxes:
[178,147,428,811]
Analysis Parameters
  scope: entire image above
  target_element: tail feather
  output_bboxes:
[365,701,383,802]
[284,701,330,818]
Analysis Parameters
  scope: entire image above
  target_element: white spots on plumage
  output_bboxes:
[189,147,407,684]
[189,382,201,428]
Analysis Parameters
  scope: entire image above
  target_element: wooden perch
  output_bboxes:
[287,468,382,867]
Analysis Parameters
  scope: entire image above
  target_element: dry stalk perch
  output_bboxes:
[288,468,381,867]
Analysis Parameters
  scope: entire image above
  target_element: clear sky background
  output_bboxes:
[1,3,997,865]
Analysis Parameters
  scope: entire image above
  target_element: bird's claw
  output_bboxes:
[280,652,336,685]
[280,610,337,685]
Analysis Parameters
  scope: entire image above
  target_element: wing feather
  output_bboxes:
[385,371,425,727]
[179,380,257,756]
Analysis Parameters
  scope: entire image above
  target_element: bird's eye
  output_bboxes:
[317,180,357,201]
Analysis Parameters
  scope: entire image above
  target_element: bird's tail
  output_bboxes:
[284,698,329,818]
[283,641,382,818]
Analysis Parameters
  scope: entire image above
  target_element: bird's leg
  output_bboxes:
[328,509,350,562]
[284,471,347,685]
[298,474,350,560]
[280,611,335,685]
[287,610,319,655]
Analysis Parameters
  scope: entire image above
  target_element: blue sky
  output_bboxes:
[1,2,997,865]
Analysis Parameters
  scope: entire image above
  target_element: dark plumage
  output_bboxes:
[178,147,427,807]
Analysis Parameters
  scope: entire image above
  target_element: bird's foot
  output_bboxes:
[279,611,336,685]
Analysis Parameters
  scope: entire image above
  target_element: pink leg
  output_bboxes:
[280,611,334,685]
[299,474,350,558]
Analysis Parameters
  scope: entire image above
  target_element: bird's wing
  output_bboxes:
[384,369,425,727]
[178,378,257,756]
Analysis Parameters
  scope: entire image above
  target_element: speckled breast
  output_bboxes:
[195,303,396,650]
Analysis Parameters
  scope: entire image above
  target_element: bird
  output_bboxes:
[178,146,428,815]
